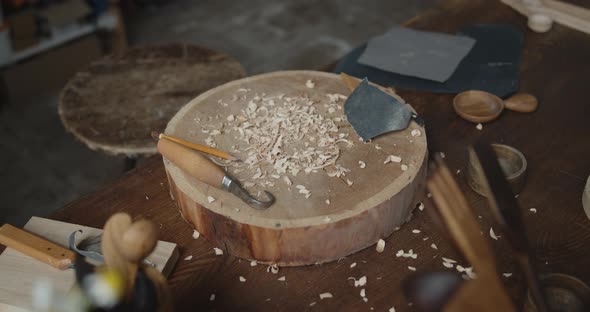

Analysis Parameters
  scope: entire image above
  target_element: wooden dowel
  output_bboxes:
[153,132,238,161]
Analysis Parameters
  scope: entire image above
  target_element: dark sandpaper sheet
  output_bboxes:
[344,79,412,141]
[358,27,476,82]
[334,24,523,97]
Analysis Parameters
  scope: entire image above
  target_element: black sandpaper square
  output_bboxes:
[334,24,523,97]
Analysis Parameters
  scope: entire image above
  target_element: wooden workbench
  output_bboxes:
[48,0,590,310]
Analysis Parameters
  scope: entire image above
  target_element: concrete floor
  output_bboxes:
[1,0,432,226]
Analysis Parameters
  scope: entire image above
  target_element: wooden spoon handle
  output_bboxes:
[504,93,538,113]
[0,224,76,270]
[157,138,226,188]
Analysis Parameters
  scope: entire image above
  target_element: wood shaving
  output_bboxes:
[401,164,408,171]
[145,196,149,200]
[431,243,438,250]
[443,262,454,268]
[456,169,461,174]
[411,129,421,137]
[346,178,354,186]
[376,239,386,252]
[184,255,192,261]
[408,266,416,271]
[319,293,333,299]
[375,144,382,150]
[530,208,537,213]
[239,276,246,282]
[309,302,317,306]
[423,237,429,241]
[389,307,396,312]
[398,249,418,259]
[250,260,257,267]
[350,262,357,268]
[418,202,424,211]
[439,152,446,159]
[213,247,223,255]
[306,80,315,88]
[192,230,200,239]
[463,267,477,279]
[456,265,465,272]
[227,114,235,122]
[205,136,216,147]
[360,288,366,298]
[476,123,483,130]
[278,276,286,281]
[384,155,402,164]
[267,264,279,274]
[503,273,513,277]
[357,276,367,287]
[442,257,457,264]
[325,199,331,205]
[358,160,366,168]
[363,297,368,303]
[427,192,432,198]
[210,294,215,301]
[283,176,292,186]
[490,227,500,240]
[412,229,421,234]
[324,216,332,223]
[207,196,216,203]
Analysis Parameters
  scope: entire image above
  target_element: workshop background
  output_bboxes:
[0,0,433,226]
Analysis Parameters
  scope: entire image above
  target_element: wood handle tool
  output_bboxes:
[157,137,275,210]
[470,141,548,312]
[427,158,516,312]
[0,223,76,270]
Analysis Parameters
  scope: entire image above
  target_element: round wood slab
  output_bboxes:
[59,44,246,156]
[164,70,427,266]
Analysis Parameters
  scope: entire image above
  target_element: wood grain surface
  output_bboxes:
[34,0,590,310]
[58,44,246,156]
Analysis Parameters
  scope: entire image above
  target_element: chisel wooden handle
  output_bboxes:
[0,224,76,270]
[157,138,226,188]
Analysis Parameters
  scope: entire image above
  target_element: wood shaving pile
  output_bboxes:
[215,86,354,195]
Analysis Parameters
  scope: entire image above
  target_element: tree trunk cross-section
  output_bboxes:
[164,71,428,266]
[59,44,246,156]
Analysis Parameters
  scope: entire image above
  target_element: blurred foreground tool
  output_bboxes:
[422,157,516,312]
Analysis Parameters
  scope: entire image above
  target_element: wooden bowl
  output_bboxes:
[524,273,590,312]
[453,90,504,123]
[467,144,527,196]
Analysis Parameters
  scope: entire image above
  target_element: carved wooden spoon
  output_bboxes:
[453,90,538,123]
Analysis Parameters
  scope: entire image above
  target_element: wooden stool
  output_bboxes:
[59,44,246,166]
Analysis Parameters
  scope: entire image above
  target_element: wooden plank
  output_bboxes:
[0,217,178,311]
[47,0,590,311]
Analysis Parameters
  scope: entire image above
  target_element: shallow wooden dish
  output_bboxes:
[453,90,504,123]
[163,70,428,266]
[468,143,527,196]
